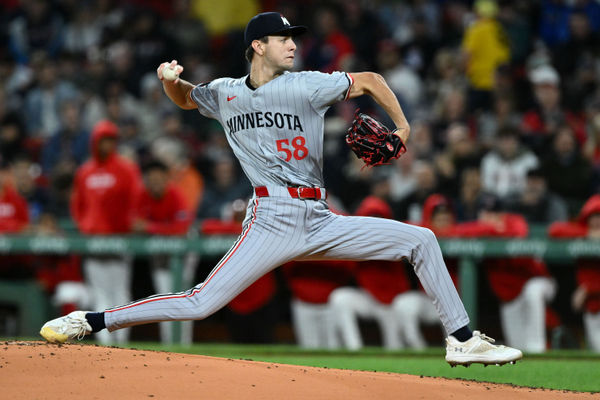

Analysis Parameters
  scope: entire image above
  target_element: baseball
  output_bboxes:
[162,66,179,81]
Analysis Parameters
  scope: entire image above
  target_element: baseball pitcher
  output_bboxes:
[40,12,522,366]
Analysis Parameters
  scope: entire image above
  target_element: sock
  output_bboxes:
[85,312,106,332]
[450,325,473,342]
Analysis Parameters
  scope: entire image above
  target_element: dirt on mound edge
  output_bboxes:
[0,341,593,399]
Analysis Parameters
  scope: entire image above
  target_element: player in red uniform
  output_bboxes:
[549,195,600,352]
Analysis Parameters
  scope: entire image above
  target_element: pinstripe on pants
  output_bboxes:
[104,194,469,335]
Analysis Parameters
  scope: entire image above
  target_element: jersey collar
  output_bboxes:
[245,75,256,91]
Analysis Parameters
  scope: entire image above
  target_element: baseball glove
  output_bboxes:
[345,110,406,166]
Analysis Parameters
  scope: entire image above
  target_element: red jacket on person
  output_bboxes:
[283,260,356,304]
[70,121,142,234]
[0,184,29,233]
[135,184,192,235]
[549,195,600,313]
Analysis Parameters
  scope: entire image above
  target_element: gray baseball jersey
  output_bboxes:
[104,71,469,337]
[190,71,351,187]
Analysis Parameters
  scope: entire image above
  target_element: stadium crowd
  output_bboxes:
[0,0,599,351]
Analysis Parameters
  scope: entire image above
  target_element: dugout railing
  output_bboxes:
[1,234,599,342]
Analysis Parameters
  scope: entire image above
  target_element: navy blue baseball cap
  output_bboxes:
[244,12,307,47]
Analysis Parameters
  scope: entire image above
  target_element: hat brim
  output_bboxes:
[269,25,308,38]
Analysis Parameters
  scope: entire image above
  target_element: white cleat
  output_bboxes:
[445,330,523,367]
[40,311,93,343]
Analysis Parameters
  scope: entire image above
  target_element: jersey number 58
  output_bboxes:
[276,136,309,162]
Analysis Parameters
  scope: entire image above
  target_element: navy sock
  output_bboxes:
[85,312,106,332]
[450,326,473,342]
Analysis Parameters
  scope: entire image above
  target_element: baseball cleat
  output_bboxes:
[445,330,523,367]
[40,311,93,343]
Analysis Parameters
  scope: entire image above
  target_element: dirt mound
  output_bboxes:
[0,341,593,399]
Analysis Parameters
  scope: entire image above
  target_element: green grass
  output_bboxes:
[117,343,600,393]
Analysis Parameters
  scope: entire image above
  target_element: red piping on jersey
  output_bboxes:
[105,199,260,313]
[344,73,355,101]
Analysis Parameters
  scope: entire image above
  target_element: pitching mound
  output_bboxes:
[1,341,593,399]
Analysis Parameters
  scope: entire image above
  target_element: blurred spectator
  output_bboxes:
[198,155,250,220]
[41,99,90,174]
[431,88,469,142]
[62,3,103,55]
[538,0,571,47]
[428,48,468,121]
[161,111,204,160]
[480,126,538,201]
[540,124,592,217]
[10,154,48,224]
[435,123,481,199]
[506,168,568,224]
[0,56,34,105]
[163,0,209,56]
[45,159,76,219]
[128,10,172,82]
[23,57,79,141]
[521,64,586,153]
[152,137,204,214]
[133,159,192,344]
[7,0,65,64]
[477,94,521,149]
[0,163,30,280]
[377,40,423,119]
[552,11,599,81]
[342,0,388,71]
[116,116,145,162]
[136,73,177,144]
[408,119,435,161]
[302,6,355,72]
[70,120,142,345]
[133,159,192,236]
[455,167,487,222]
[388,148,417,203]
[583,98,600,168]
[0,164,29,233]
[0,99,26,167]
[395,160,438,222]
[549,195,600,352]
[460,0,510,112]
[400,12,441,78]
[496,2,533,66]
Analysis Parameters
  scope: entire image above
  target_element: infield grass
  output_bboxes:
[121,343,600,393]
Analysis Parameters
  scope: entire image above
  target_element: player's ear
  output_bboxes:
[252,39,265,56]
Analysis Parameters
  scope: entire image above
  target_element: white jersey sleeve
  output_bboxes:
[304,71,353,113]
[190,80,222,119]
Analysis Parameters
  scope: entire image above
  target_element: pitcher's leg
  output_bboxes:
[311,215,469,335]
[104,200,298,332]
